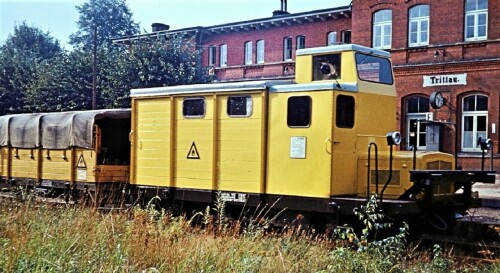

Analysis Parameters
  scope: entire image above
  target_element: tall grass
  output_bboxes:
[0,193,498,272]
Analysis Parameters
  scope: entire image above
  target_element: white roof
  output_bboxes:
[297,44,391,58]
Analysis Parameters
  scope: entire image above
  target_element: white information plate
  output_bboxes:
[290,136,306,159]
[77,168,87,181]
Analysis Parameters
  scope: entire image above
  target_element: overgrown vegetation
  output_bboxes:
[0,0,213,114]
[0,191,498,272]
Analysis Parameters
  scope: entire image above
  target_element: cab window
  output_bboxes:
[227,96,252,117]
[183,97,205,118]
[287,96,311,127]
[355,53,393,85]
[336,95,354,128]
[313,54,341,81]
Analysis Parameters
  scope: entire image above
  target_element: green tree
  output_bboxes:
[0,22,62,114]
[99,36,213,109]
[69,0,139,49]
[24,50,93,112]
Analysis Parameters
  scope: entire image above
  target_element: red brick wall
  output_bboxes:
[200,18,351,81]
[351,0,500,170]
[352,0,500,47]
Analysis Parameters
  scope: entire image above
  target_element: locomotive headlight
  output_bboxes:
[478,137,492,150]
[386,131,401,146]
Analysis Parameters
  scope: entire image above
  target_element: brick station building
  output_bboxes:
[114,0,500,171]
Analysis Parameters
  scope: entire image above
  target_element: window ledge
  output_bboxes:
[214,61,295,70]
[457,152,499,158]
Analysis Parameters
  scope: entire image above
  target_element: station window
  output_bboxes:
[256,40,265,64]
[220,44,227,67]
[373,9,392,49]
[465,0,488,41]
[313,54,341,81]
[336,95,355,128]
[208,45,216,66]
[227,96,252,117]
[244,41,253,65]
[283,37,293,61]
[341,30,352,44]
[183,98,205,118]
[461,94,488,151]
[287,96,311,127]
[405,96,429,150]
[327,32,337,45]
[296,35,306,49]
[409,5,430,47]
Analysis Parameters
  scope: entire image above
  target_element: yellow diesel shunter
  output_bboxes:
[0,109,131,198]
[130,44,495,227]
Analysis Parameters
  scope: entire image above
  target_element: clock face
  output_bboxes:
[430,91,444,109]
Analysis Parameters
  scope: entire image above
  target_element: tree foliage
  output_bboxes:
[99,36,213,109]
[24,50,93,112]
[0,22,62,114]
[69,0,139,49]
[0,2,212,113]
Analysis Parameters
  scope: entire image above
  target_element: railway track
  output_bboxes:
[418,214,500,262]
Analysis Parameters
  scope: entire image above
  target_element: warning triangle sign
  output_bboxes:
[77,153,87,168]
[187,142,200,159]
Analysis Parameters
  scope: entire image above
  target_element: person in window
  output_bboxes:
[320,62,339,80]
[313,53,341,81]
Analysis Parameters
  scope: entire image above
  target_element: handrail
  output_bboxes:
[367,142,379,200]
[380,143,394,204]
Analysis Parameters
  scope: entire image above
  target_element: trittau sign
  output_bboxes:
[423,73,467,87]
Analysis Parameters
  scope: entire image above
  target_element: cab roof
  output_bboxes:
[296,44,391,58]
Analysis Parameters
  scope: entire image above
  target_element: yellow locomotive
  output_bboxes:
[0,44,495,229]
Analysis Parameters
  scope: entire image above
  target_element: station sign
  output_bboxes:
[423,73,467,87]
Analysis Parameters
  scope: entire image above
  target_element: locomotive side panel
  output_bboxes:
[174,96,214,191]
[0,147,8,179]
[131,98,171,186]
[216,93,265,193]
[330,92,358,196]
[41,149,72,182]
[266,90,333,198]
[11,149,39,180]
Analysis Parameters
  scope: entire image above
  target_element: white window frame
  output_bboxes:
[208,45,216,66]
[327,32,337,45]
[220,44,227,67]
[373,9,392,49]
[244,41,253,65]
[465,0,488,41]
[283,37,292,61]
[408,5,429,47]
[256,40,265,64]
[461,94,488,152]
[405,96,430,150]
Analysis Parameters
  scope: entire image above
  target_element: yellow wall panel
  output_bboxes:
[266,91,333,198]
[174,96,214,190]
[11,149,38,179]
[217,94,264,193]
[41,150,72,181]
[132,97,171,186]
[0,147,9,178]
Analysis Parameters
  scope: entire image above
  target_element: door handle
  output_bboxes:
[325,138,332,154]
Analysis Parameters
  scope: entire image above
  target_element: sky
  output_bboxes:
[0,0,352,49]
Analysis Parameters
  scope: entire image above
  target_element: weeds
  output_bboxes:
[0,192,496,272]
